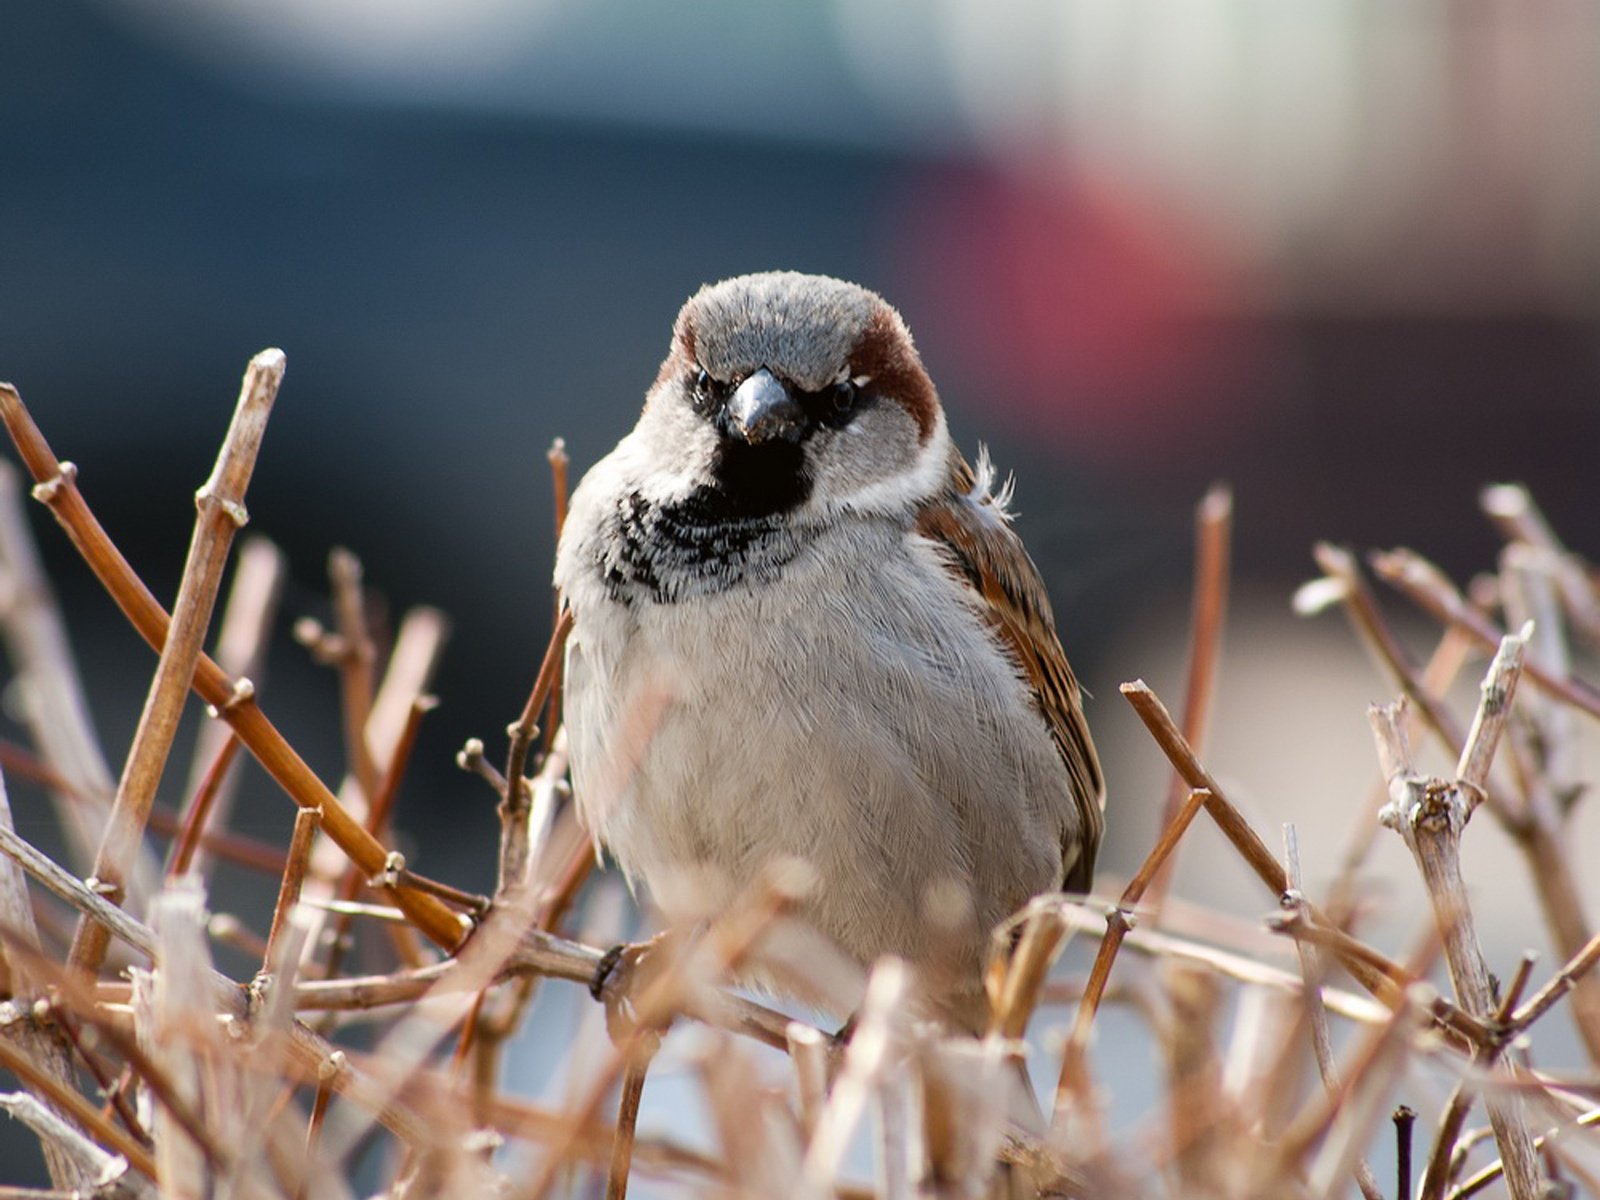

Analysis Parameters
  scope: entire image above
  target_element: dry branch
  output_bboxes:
[1370,631,1543,1200]
[3,361,1598,1200]
[0,378,468,953]
[67,351,283,978]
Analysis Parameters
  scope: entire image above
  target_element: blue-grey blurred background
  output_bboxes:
[3,0,1600,1191]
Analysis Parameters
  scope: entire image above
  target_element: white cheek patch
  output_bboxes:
[821,407,951,515]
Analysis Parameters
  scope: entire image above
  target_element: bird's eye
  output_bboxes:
[695,368,712,392]
[830,381,857,413]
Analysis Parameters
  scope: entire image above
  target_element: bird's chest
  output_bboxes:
[565,520,931,879]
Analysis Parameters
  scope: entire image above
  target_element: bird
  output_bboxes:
[553,271,1103,1033]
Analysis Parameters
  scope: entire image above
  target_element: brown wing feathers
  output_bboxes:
[915,454,1105,892]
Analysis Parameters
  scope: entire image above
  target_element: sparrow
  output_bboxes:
[553,271,1103,1030]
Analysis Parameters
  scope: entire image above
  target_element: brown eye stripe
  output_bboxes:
[848,309,939,443]
[654,314,699,391]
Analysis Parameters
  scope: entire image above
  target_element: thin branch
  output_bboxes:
[0,381,467,952]
[1372,547,1600,720]
[264,807,322,971]
[1510,927,1600,1035]
[1052,787,1210,1122]
[1121,679,1490,1048]
[1283,823,1386,1200]
[328,547,381,807]
[1481,482,1600,645]
[543,437,570,760]
[1371,650,1544,1200]
[68,350,284,977]
[163,733,241,880]
[605,1041,656,1200]
[1447,1107,1600,1200]
[501,608,574,894]
[0,1036,158,1179]
[0,460,119,876]
[0,770,96,1192]
[0,823,155,960]
[181,535,284,877]
[1147,482,1231,914]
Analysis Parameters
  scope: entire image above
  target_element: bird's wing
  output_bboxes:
[913,450,1105,892]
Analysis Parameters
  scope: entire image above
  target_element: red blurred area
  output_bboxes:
[892,165,1272,468]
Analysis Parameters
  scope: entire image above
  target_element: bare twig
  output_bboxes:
[0,770,95,1191]
[1051,787,1210,1123]
[1371,633,1543,1200]
[181,535,284,877]
[264,807,322,972]
[0,823,155,961]
[543,437,571,759]
[1396,1105,1417,1200]
[501,607,574,894]
[328,547,381,806]
[1481,482,1600,645]
[0,462,119,880]
[0,1036,157,1179]
[1371,547,1600,720]
[1510,928,1600,1035]
[0,381,467,951]
[455,738,509,799]
[1447,1107,1600,1199]
[1283,822,1386,1200]
[605,1040,656,1200]
[163,733,241,881]
[68,350,284,978]
[1147,482,1231,914]
[1121,679,1490,1047]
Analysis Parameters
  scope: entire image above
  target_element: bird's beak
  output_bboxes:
[726,368,805,444]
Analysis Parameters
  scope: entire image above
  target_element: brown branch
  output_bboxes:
[1481,482,1600,646]
[163,733,241,881]
[0,1036,157,1179]
[0,382,468,952]
[1051,787,1210,1122]
[0,771,96,1191]
[605,1041,655,1200]
[264,807,322,972]
[1371,645,1544,1200]
[1123,679,1492,1049]
[181,535,284,877]
[309,605,449,975]
[0,461,118,878]
[328,547,381,808]
[1148,483,1231,913]
[1510,927,1600,1035]
[319,694,439,981]
[1313,543,1468,757]
[501,607,574,894]
[1372,547,1600,720]
[543,437,571,760]
[67,350,284,977]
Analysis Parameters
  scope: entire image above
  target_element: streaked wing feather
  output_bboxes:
[915,454,1105,893]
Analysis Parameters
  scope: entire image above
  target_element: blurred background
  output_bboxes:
[3,0,1599,1191]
